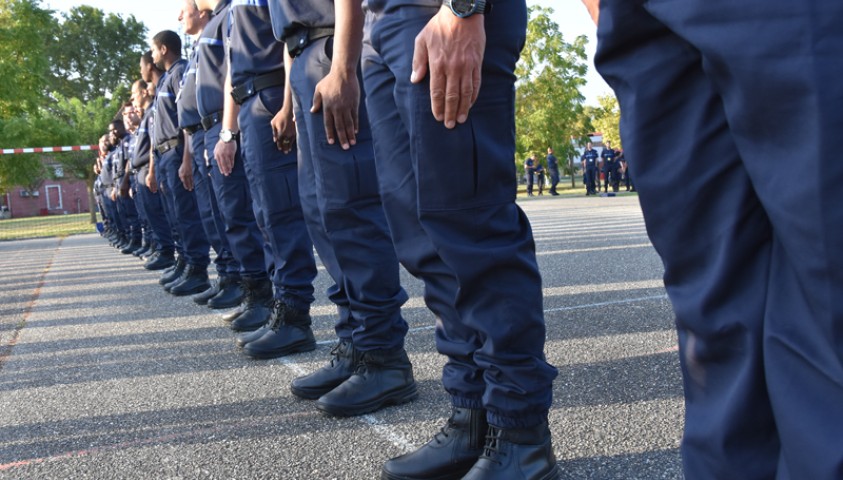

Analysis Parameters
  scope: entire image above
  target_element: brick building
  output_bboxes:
[0,164,92,219]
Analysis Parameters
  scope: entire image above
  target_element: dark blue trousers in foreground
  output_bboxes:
[188,131,238,279]
[157,147,210,267]
[238,86,317,310]
[362,0,557,429]
[290,37,409,352]
[135,167,174,254]
[596,0,843,478]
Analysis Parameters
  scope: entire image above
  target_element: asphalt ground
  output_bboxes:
[0,194,685,480]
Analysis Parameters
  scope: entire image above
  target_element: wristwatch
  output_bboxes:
[220,129,239,143]
[444,0,487,18]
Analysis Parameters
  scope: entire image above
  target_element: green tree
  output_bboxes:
[0,0,55,118]
[589,95,621,149]
[49,5,147,102]
[515,6,588,178]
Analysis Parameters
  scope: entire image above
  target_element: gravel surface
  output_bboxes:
[0,195,684,479]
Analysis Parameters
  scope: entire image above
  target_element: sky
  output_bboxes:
[42,0,612,105]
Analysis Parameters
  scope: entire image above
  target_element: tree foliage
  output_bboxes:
[0,0,56,118]
[515,6,589,174]
[49,6,147,102]
[589,95,622,149]
[0,2,146,197]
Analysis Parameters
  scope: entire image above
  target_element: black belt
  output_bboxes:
[201,111,222,131]
[155,137,183,155]
[284,26,335,58]
[231,70,284,105]
[183,124,201,135]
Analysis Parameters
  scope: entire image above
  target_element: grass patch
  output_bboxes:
[0,213,98,241]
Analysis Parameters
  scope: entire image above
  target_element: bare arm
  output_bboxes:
[214,69,241,176]
[582,0,599,25]
[179,130,194,191]
[270,49,297,154]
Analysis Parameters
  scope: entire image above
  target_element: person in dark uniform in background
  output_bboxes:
[601,139,619,192]
[131,76,176,270]
[119,102,151,257]
[360,0,560,478]
[266,0,417,417]
[589,0,843,478]
[193,0,272,321]
[581,141,599,195]
[108,118,143,252]
[534,157,545,195]
[523,154,535,196]
[177,0,243,309]
[617,148,633,192]
[150,30,212,296]
[214,1,320,359]
[546,147,560,196]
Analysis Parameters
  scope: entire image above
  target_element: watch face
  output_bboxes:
[452,0,473,14]
[220,130,232,142]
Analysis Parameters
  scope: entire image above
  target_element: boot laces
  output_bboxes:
[432,418,456,444]
[479,426,505,465]
[268,299,287,330]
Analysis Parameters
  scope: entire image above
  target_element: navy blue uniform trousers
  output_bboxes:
[156,147,210,267]
[290,37,409,352]
[187,131,239,279]
[135,167,175,254]
[238,86,317,311]
[203,123,268,281]
[596,0,843,478]
[362,0,557,428]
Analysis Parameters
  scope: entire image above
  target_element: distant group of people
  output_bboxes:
[524,147,560,196]
[580,140,632,195]
[91,0,560,479]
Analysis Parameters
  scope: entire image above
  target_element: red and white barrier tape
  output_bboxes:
[0,145,99,155]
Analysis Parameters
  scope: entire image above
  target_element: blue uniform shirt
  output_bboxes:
[197,0,230,118]
[177,48,202,129]
[227,0,284,87]
[581,148,599,170]
[153,59,187,145]
[133,107,154,168]
[267,0,335,42]
[546,154,558,173]
[601,147,617,170]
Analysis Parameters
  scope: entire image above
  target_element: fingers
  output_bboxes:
[329,109,357,150]
[411,35,429,85]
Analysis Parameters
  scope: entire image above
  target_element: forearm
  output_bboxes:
[333,0,365,76]
[222,72,240,131]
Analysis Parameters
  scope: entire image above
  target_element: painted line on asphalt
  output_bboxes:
[0,238,62,373]
[544,294,669,313]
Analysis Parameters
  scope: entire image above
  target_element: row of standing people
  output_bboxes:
[94,0,559,479]
[524,147,560,196]
[579,140,633,195]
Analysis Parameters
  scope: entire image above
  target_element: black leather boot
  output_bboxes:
[291,339,359,399]
[229,278,273,331]
[169,265,210,296]
[121,239,141,254]
[461,423,560,480]
[159,256,186,285]
[381,407,487,480]
[316,347,417,417]
[234,325,270,348]
[144,250,175,271]
[242,300,316,359]
[207,276,243,309]
[192,278,221,306]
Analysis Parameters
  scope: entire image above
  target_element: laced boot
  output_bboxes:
[159,256,186,285]
[192,278,221,305]
[381,406,487,480]
[144,250,175,271]
[207,275,244,309]
[121,238,142,254]
[316,347,417,417]
[461,422,559,480]
[228,278,273,331]
[169,265,210,296]
[291,339,360,399]
[241,299,316,359]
